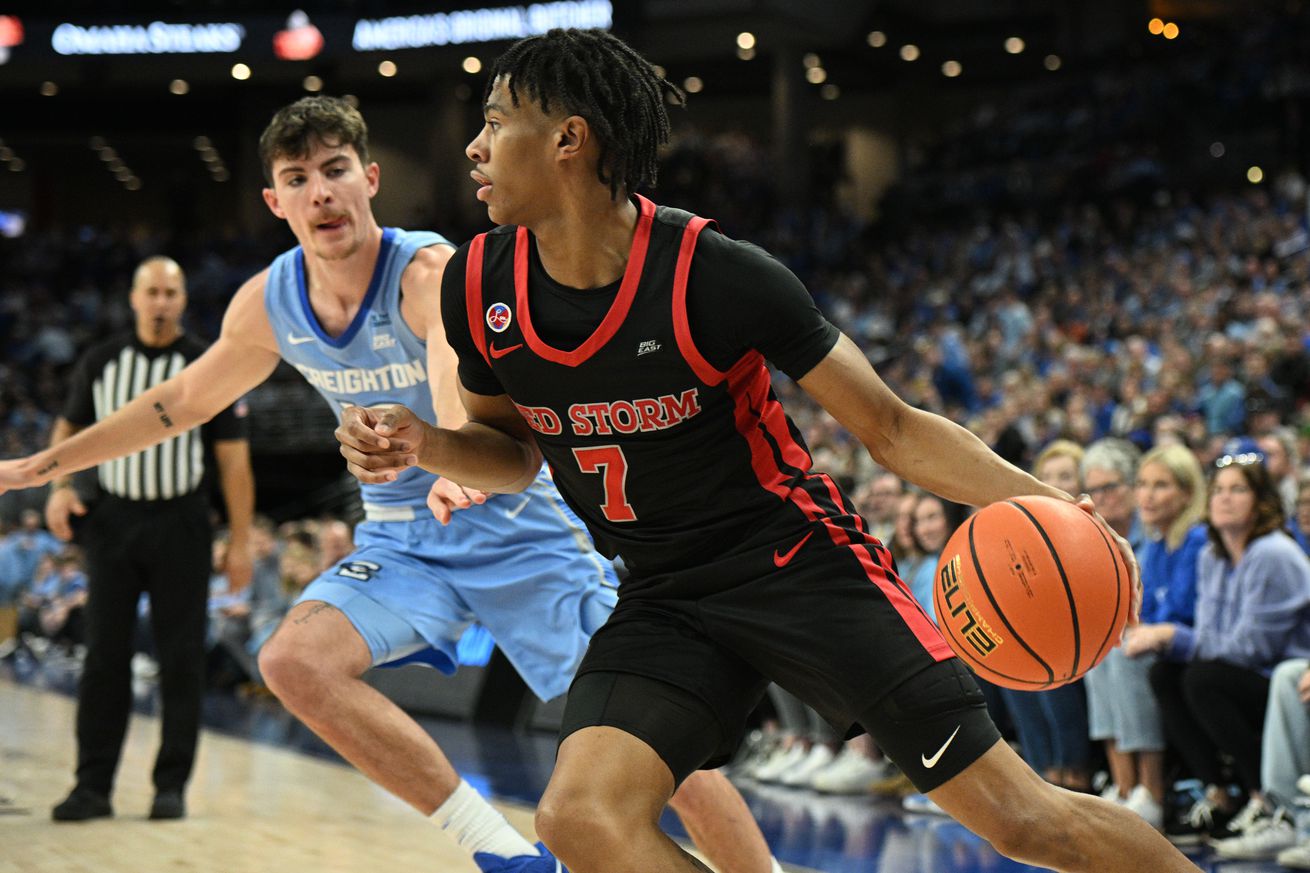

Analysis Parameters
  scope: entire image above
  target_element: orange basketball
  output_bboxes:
[932,495,1132,691]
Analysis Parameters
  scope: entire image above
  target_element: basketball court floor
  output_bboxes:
[0,659,1266,873]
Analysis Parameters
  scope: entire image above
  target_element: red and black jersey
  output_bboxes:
[442,195,852,579]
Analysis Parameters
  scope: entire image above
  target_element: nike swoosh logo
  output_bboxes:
[287,334,316,345]
[921,725,961,769]
[772,530,814,568]
[490,342,523,359]
[505,494,532,519]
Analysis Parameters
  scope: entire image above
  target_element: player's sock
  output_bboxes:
[432,780,539,859]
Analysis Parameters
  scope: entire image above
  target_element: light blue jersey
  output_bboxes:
[266,226,442,508]
[263,227,617,700]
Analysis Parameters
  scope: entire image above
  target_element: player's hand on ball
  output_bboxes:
[1074,493,1142,629]
[336,404,425,484]
[427,477,488,525]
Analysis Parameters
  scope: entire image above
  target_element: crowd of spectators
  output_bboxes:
[0,510,347,694]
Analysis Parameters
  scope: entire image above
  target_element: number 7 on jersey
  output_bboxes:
[572,445,637,522]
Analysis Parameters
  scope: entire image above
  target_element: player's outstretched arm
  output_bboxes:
[800,333,1068,508]
[0,274,282,495]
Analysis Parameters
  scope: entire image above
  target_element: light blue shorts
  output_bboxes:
[296,470,618,701]
[1084,647,1164,753]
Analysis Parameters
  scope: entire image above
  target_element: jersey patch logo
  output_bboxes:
[490,342,523,359]
[372,333,397,351]
[336,560,382,582]
[486,302,512,333]
[637,340,662,357]
[287,333,316,345]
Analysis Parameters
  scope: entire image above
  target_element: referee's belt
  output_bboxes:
[362,503,421,522]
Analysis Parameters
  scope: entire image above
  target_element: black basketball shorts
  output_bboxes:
[558,517,1002,791]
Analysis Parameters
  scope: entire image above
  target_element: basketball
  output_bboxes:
[932,496,1132,691]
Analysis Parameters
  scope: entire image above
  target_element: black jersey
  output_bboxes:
[443,195,845,578]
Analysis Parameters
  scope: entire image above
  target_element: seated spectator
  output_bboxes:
[1294,472,1310,554]
[316,519,354,572]
[1207,657,1309,861]
[1257,427,1300,520]
[888,491,925,583]
[1079,438,1172,826]
[853,471,904,545]
[0,509,60,609]
[1001,440,1093,793]
[17,550,87,655]
[905,492,971,620]
[1128,458,1310,844]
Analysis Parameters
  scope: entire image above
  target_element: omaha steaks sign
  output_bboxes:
[52,20,245,55]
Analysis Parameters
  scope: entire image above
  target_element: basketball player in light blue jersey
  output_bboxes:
[0,97,779,873]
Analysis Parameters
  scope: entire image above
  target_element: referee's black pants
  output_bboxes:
[73,494,211,797]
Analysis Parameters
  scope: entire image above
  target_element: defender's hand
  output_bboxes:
[45,486,88,542]
[336,404,424,484]
[0,456,52,496]
[427,477,489,525]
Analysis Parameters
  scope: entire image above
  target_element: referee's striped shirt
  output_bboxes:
[61,332,248,502]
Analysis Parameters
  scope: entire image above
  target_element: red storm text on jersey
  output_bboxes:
[513,388,702,437]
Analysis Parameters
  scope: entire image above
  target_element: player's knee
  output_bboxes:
[981,789,1076,863]
[534,787,625,863]
[258,635,330,703]
[985,809,1047,861]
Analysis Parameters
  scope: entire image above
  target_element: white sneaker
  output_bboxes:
[1215,795,1267,841]
[1100,782,1126,804]
[1212,808,1296,859]
[1124,784,1163,830]
[811,750,893,794]
[780,744,836,787]
[1278,840,1310,869]
[902,793,948,816]
[753,744,809,783]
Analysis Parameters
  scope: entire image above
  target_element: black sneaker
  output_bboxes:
[1165,795,1233,846]
[149,790,185,820]
[51,787,112,822]
[1208,796,1266,843]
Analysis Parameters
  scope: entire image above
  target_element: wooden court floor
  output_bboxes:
[0,678,557,873]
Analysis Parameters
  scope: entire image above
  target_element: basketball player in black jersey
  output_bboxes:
[335,28,1196,873]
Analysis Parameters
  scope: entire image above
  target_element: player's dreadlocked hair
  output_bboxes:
[485,28,685,199]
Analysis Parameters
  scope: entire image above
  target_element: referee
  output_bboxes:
[44,256,254,822]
